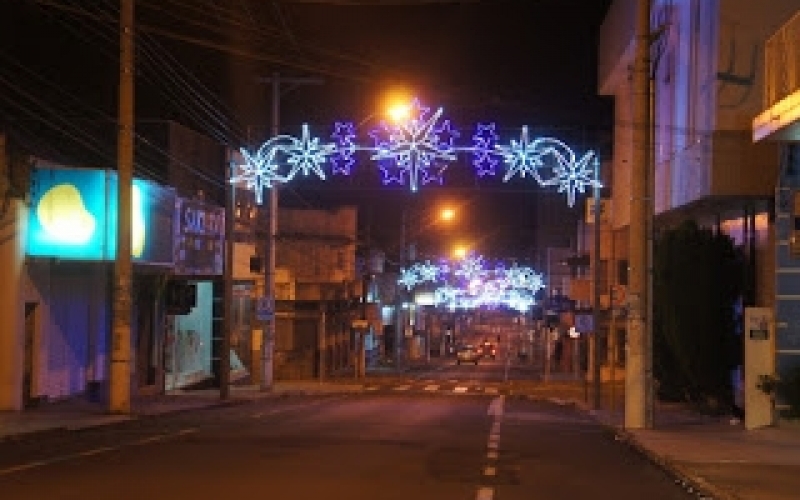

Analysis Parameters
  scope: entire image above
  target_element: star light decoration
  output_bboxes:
[233,98,601,208]
[368,99,459,192]
[397,255,546,312]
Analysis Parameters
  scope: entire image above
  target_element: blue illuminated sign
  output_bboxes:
[26,166,175,263]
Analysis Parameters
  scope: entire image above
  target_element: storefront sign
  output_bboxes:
[26,165,175,263]
[173,197,225,275]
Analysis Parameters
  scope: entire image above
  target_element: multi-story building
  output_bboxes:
[597,0,798,388]
[753,10,800,392]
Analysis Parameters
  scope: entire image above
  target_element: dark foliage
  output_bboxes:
[653,220,744,409]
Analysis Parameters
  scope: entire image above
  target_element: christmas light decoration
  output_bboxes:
[369,99,459,192]
[232,124,338,204]
[471,123,500,177]
[234,99,601,208]
[397,254,546,312]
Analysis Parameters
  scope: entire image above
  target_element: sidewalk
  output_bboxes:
[1,379,799,500]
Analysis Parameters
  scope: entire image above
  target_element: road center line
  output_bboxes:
[476,486,494,500]
[77,446,116,456]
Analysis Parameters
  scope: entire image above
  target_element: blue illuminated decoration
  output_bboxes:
[330,122,357,175]
[472,123,500,177]
[235,98,601,208]
[397,255,546,312]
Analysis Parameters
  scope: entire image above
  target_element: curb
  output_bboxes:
[611,428,741,500]
[570,402,741,500]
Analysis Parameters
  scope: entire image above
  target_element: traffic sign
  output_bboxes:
[574,313,593,333]
[256,297,273,321]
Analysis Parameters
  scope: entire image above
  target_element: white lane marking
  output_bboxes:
[487,395,505,417]
[487,450,498,460]
[476,487,494,500]
[485,387,499,394]
[393,385,411,391]
[175,428,198,436]
[365,386,379,391]
[424,385,439,391]
[77,446,115,457]
[453,386,469,393]
[0,461,49,475]
[487,441,498,450]
[484,466,497,476]
[135,434,168,445]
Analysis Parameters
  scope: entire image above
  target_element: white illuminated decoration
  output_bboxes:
[398,255,546,312]
[286,124,336,181]
[232,124,338,204]
[369,99,458,192]
[494,127,601,207]
[234,98,601,208]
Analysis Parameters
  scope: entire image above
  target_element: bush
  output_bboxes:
[778,366,800,419]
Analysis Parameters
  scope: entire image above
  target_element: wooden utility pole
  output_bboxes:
[626,0,652,429]
[592,155,602,410]
[110,0,134,414]
[255,73,323,391]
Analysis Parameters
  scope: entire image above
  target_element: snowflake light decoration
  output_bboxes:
[369,99,459,192]
[285,124,336,181]
[232,99,601,209]
[549,150,601,208]
[233,124,338,205]
[454,255,487,281]
[395,254,547,312]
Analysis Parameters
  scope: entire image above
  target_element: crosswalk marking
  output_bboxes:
[357,381,509,395]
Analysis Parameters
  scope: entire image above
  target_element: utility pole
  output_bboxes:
[592,155,602,411]
[220,161,234,400]
[110,0,134,415]
[626,0,652,429]
[256,72,323,391]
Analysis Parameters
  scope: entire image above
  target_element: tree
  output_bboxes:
[653,220,744,409]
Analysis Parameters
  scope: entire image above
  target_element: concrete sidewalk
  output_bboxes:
[1,379,799,500]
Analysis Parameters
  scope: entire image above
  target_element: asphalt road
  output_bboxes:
[0,364,693,500]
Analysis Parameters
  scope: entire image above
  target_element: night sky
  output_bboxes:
[0,0,613,263]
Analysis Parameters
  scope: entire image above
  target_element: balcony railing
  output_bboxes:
[765,10,800,108]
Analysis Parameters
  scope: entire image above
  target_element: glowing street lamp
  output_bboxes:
[440,207,456,222]
[453,245,468,260]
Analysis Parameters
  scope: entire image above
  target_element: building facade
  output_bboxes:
[597,0,798,392]
[753,10,800,385]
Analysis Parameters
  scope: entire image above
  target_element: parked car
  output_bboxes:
[456,344,482,365]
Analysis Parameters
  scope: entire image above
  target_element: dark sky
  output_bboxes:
[0,0,612,262]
